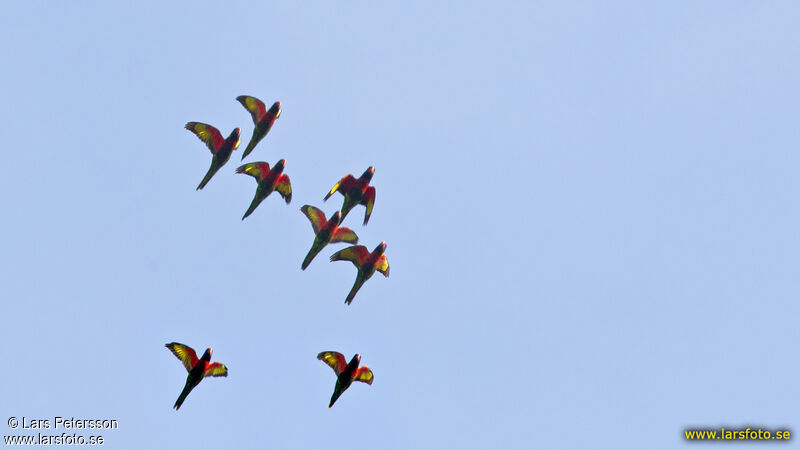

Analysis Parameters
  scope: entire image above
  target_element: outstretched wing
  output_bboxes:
[361,186,376,225]
[330,227,359,244]
[275,174,292,204]
[204,362,228,377]
[324,175,357,200]
[353,366,374,385]
[301,205,327,234]
[376,254,389,277]
[236,162,270,180]
[185,122,225,153]
[165,342,199,372]
[330,245,370,266]
[317,351,347,375]
[236,95,267,124]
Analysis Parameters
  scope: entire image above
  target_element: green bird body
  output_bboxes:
[165,343,228,410]
[330,242,389,305]
[185,123,241,190]
[324,166,377,225]
[300,206,358,270]
[236,96,281,160]
[237,159,292,220]
[317,352,374,408]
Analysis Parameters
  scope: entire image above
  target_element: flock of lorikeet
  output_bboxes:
[167,95,386,410]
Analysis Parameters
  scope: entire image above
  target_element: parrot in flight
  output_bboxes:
[330,241,389,305]
[317,351,373,408]
[323,166,376,225]
[185,122,241,190]
[236,159,292,220]
[236,96,281,160]
[165,342,228,410]
[300,206,359,270]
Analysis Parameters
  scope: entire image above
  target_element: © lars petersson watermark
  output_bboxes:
[5,416,118,446]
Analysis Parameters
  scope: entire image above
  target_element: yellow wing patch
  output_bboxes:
[204,362,228,377]
[236,162,269,180]
[325,180,342,200]
[324,175,356,200]
[330,245,370,265]
[301,205,327,234]
[236,95,266,124]
[354,366,374,385]
[376,254,389,277]
[185,122,224,154]
[165,342,198,372]
[361,186,376,225]
[331,227,359,244]
[317,351,347,375]
[275,174,292,204]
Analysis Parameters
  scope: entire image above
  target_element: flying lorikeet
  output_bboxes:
[165,342,228,410]
[236,159,292,220]
[330,241,389,305]
[185,122,241,190]
[317,351,373,408]
[300,206,359,270]
[323,166,376,225]
[236,96,281,160]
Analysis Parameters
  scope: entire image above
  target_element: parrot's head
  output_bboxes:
[270,101,282,119]
[228,128,241,150]
[349,354,361,367]
[201,348,212,362]
[361,166,375,182]
[373,241,387,255]
[330,211,342,225]
[274,159,286,172]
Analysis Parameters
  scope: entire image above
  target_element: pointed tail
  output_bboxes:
[173,381,194,410]
[302,244,324,270]
[241,194,264,220]
[196,164,220,190]
[345,274,366,305]
[241,126,267,160]
[339,200,355,223]
[240,138,257,160]
[329,389,343,408]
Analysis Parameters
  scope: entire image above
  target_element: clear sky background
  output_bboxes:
[1,2,798,449]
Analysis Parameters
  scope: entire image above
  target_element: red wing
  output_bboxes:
[236,95,267,124]
[330,227,359,244]
[165,342,199,372]
[324,175,357,200]
[376,254,390,277]
[330,245,370,266]
[204,362,228,377]
[317,351,347,375]
[275,174,292,204]
[360,186,376,225]
[236,162,270,180]
[300,205,327,234]
[185,122,225,153]
[353,366,374,385]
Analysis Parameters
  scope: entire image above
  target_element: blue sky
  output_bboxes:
[1,2,798,448]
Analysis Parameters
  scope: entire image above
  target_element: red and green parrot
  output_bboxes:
[236,96,281,160]
[185,122,241,190]
[330,241,389,305]
[165,342,228,410]
[300,205,359,270]
[323,166,376,225]
[236,159,292,220]
[317,351,373,408]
